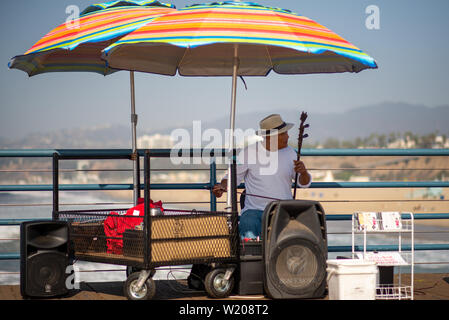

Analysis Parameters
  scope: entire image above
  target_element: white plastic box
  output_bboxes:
[326,259,378,300]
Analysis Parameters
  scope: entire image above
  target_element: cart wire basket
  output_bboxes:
[59,207,239,269]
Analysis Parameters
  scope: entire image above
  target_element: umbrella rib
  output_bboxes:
[264,45,274,72]
[177,46,190,70]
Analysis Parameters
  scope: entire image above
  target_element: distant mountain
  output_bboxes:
[1,102,448,148]
[302,102,449,143]
[152,102,449,144]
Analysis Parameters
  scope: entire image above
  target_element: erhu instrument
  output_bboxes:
[293,112,309,199]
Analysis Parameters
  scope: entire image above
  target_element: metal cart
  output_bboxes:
[54,151,240,300]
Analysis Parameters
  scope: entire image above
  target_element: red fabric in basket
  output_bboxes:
[104,198,164,254]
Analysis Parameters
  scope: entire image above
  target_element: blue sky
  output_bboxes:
[1,0,448,140]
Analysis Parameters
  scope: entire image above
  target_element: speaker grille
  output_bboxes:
[275,244,318,290]
[26,251,68,296]
[269,238,325,295]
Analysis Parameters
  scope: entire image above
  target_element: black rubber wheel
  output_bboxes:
[123,272,156,300]
[204,268,234,299]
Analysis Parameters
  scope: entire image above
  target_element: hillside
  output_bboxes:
[1,102,448,148]
[187,102,449,145]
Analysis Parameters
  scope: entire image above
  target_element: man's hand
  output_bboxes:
[294,160,308,175]
[130,151,138,161]
[294,160,311,186]
[212,180,227,198]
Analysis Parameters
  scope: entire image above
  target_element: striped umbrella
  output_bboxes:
[9,1,176,76]
[102,1,378,210]
[8,1,177,205]
[103,1,377,76]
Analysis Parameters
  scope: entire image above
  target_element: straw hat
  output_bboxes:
[257,114,294,136]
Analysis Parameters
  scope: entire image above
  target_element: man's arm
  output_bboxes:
[294,160,312,187]
[212,148,249,198]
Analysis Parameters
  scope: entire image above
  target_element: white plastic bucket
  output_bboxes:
[326,259,378,300]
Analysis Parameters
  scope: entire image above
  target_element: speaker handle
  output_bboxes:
[314,201,328,241]
[262,201,280,231]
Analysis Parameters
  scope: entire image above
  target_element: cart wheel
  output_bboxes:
[205,268,234,299]
[124,272,156,300]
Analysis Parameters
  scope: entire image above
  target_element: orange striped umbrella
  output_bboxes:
[103,1,377,75]
[9,1,176,76]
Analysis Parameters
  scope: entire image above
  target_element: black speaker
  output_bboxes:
[20,220,70,298]
[262,200,327,299]
[236,241,264,295]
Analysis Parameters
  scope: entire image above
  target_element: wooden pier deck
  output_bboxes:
[0,273,447,301]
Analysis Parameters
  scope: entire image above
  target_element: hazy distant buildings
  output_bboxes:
[138,134,175,149]
[387,136,416,149]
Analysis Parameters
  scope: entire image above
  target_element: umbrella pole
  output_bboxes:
[227,45,239,212]
[130,71,139,206]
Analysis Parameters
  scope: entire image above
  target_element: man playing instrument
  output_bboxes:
[213,114,312,239]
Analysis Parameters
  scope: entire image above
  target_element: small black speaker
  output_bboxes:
[20,220,70,298]
[262,200,327,299]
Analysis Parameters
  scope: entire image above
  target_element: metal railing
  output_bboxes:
[1,148,449,266]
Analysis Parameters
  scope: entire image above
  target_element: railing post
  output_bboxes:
[143,150,151,269]
[210,160,217,211]
[231,150,239,259]
[136,151,141,200]
[231,149,238,213]
[52,152,59,220]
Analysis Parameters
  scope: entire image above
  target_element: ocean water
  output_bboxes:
[0,191,192,285]
[0,191,448,285]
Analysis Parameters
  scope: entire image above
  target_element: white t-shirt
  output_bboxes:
[224,143,312,213]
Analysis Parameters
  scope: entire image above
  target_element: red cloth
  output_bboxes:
[104,198,164,254]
